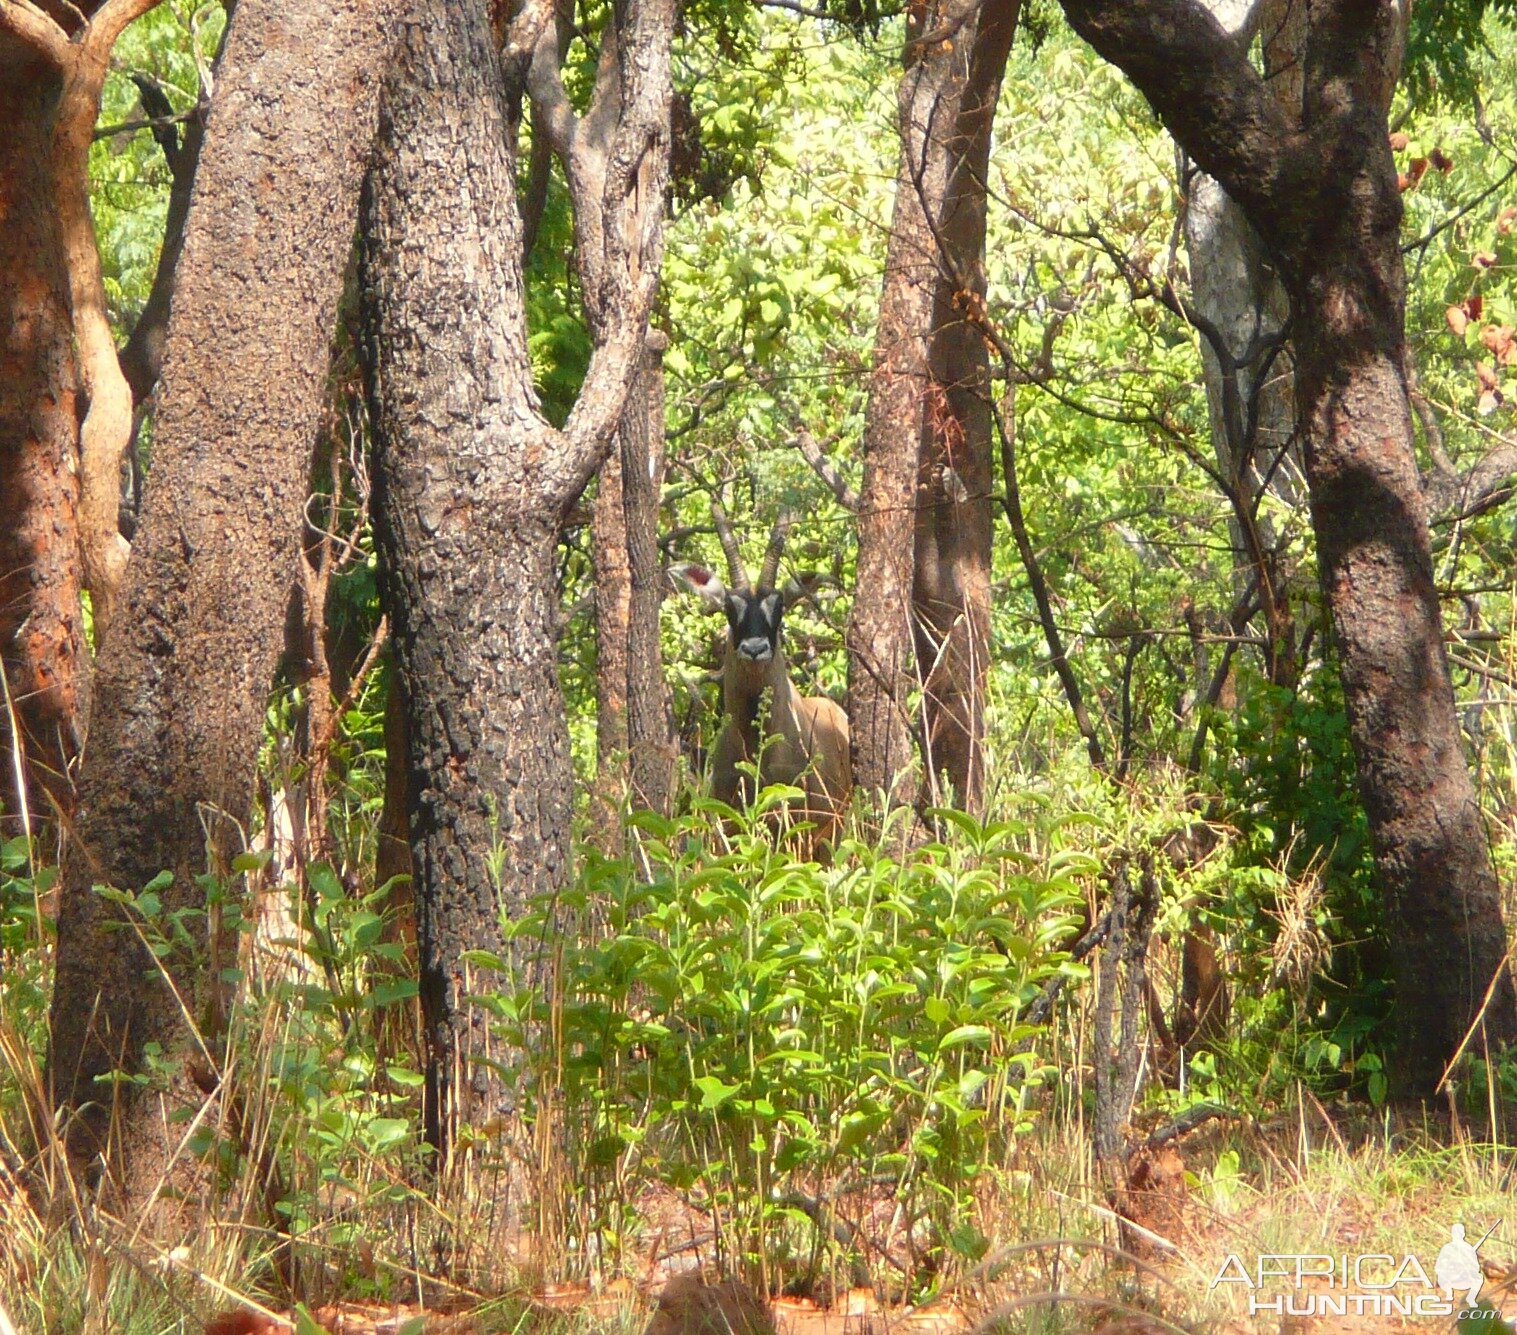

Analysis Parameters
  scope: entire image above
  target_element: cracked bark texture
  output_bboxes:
[48,0,396,1198]
[363,0,671,1156]
[847,0,973,812]
[1059,0,1516,1092]
[0,45,88,823]
[592,340,673,831]
[531,5,675,826]
[912,0,1016,811]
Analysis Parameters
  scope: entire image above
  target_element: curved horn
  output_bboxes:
[758,507,793,590]
[709,497,750,593]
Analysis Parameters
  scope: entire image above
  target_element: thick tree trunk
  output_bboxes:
[362,0,671,1157]
[1059,0,1517,1092]
[911,0,1016,811]
[847,0,966,812]
[1294,219,1517,1093]
[0,55,88,823]
[47,0,395,1197]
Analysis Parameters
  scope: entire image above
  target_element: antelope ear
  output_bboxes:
[669,562,728,609]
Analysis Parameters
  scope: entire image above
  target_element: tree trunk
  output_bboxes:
[533,9,675,829]
[622,337,673,817]
[0,52,88,824]
[362,0,672,1158]
[1293,206,1517,1093]
[47,0,396,1198]
[595,339,673,829]
[911,0,1017,811]
[1058,0,1517,1093]
[847,0,969,812]
[1179,0,1303,687]
[593,444,633,840]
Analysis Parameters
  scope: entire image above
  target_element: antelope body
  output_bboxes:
[672,512,851,847]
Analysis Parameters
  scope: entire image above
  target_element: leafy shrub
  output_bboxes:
[476,796,1084,1291]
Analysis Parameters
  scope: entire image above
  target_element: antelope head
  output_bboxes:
[670,505,851,847]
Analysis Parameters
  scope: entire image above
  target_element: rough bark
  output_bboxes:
[846,0,966,812]
[911,0,1017,810]
[362,0,671,1157]
[592,442,633,839]
[621,338,674,817]
[47,0,396,1196]
[118,76,209,408]
[0,0,170,637]
[0,48,88,824]
[532,7,675,826]
[1058,0,1517,1092]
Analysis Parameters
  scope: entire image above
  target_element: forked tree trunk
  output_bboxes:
[911,0,1017,811]
[0,54,88,824]
[363,0,672,1157]
[536,16,675,830]
[1059,0,1517,1093]
[48,0,396,1199]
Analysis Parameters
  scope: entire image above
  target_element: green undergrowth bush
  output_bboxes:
[472,792,1088,1294]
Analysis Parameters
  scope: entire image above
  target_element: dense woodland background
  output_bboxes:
[5,0,1517,1329]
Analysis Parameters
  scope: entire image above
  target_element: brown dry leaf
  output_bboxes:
[1482,324,1517,363]
[1389,130,1410,151]
[1430,146,1455,174]
[1408,157,1430,187]
[1474,250,1499,269]
[1468,293,1486,320]
[1477,360,1501,391]
[1448,304,1471,336]
[1479,386,1505,415]
[1397,172,1412,192]
[1499,206,1517,234]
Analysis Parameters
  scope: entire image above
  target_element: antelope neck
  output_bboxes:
[724,647,797,742]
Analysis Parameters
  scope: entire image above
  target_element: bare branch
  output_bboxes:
[794,427,860,512]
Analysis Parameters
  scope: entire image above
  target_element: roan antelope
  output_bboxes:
[671,508,851,849]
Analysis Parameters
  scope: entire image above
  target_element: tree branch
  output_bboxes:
[1055,0,1299,244]
[0,0,71,66]
[794,427,860,512]
[82,0,161,56]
